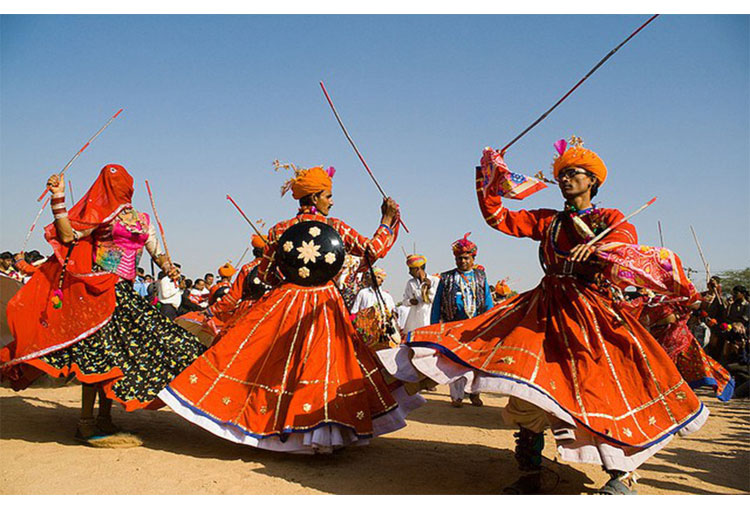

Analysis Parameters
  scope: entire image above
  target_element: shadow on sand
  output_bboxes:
[1,394,599,494]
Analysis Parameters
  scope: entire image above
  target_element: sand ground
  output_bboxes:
[1,383,748,495]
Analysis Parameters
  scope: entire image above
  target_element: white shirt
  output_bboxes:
[351,286,396,315]
[401,275,440,333]
[157,276,182,309]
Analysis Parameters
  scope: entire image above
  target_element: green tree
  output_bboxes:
[717,267,750,293]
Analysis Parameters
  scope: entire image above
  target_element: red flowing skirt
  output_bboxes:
[163,282,411,445]
[404,275,705,449]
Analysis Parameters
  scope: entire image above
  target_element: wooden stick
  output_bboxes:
[145,180,171,262]
[226,194,269,244]
[235,245,251,268]
[585,197,657,248]
[690,225,711,288]
[38,108,124,202]
[319,81,409,233]
[500,15,659,154]
[657,220,664,247]
[20,196,51,252]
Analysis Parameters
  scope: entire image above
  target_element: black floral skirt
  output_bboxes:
[38,281,207,409]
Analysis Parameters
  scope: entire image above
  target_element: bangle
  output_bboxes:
[379,223,394,235]
[51,193,67,219]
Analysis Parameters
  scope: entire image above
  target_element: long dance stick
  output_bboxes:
[226,195,269,244]
[145,180,171,262]
[585,197,657,248]
[319,81,409,233]
[658,220,664,247]
[235,245,251,268]
[37,108,124,202]
[68,180,75,204]
[20,196,51,252]
[500,15,659,154]
[690,225,712,288]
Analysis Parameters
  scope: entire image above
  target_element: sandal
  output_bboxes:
[450,398,463,408]
[469,393,484,407]
[596,477,637,495]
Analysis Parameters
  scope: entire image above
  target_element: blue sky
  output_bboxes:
[1,14,748,295]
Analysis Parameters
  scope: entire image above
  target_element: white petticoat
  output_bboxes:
[378,345,708,472]
[159,385,424,454]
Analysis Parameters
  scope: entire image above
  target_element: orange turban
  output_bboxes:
[291,166,333,200]
[495,280,511,296]
[552,141,607,186]
[251,234,267,249]
[406,254,426,268]
[218,263,236,278]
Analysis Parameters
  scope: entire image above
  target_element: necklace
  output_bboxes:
[457,270,477,317]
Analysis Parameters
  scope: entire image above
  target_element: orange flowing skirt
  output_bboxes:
[160,282,422,453]
[380,275,707,470]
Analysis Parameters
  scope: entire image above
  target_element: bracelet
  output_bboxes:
[379,223,394,235]
[51,193,67,219]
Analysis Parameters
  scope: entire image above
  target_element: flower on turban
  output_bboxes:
[552,138,607,186]
[218,263,236,278]
[452,232,477,257]
[406,254,426,268]
[251,234,267,249]
[279,165,336,200]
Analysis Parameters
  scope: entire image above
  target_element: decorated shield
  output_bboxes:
[276,221,345,286]
[241,265,271,301]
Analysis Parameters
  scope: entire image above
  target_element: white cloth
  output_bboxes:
[351,287,396,315]
[157,276,182,309]
[401,275,440,333]
[190,287,209,309]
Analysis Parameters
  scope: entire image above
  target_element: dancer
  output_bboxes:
[0,167,206,443]
[380,139,707,494]
[159,165,423,453]
[401,254,440,334]
[430,233,494,408]
[177,235,270,344]
[626,291,734,401]
[208,263,235,305]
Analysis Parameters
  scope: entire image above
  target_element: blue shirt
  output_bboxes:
[430,269,494,324]
[133,276,149,298]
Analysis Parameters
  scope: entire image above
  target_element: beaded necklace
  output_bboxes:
[457,270,477,317]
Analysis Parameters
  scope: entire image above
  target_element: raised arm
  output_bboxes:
[46,174,94,243]
[333,197,400,262]
[475,166,555,241]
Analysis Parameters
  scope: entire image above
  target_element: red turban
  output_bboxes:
[452,232,477,257]
[291,166,333,200]
[552,141,608,186]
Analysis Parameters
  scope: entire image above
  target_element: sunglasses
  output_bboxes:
[557,168,591,181]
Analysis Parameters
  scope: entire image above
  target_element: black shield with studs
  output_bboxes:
[241,265,271,300]
[276,221,345,286]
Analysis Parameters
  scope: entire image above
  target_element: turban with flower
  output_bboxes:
[452,232,477,257]
[552,138,608,186]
